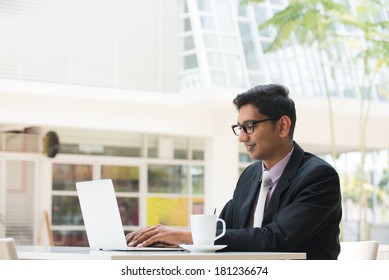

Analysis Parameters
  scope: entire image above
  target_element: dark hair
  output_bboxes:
[233,84,296,139]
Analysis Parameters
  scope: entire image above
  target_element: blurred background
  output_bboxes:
[0,0,388,247]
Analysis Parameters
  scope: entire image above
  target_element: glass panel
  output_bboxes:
[192,137,205,160]
[238,1,248,17]
[254,6,272,37]
[56,143,79,154]
[52,196,83,225]
[53,230,88,247]
[226,54,245,87]
[197,0,212,11]
[103,146,142,157]
[376,84,389,101]
[147,197,188,226]
[117,133,144,157]
[343,88,356,98]
[249,74,262,87]
[268,60,282,81]
[359,86,370,100]
[147,135,159,158]
[303,81,314,96]
[277,61,289,84]
[203,33,219,48]
[211,70,227,86]
[291,84,304,96]
[181,0,188,13]
[260,41,271,51]
[239,22,260,70]
[254,6,268,25]
[271,7,283,16]
[270,0,285,4]
[200,16,215,30]
[192,197,204,214]
[192,166,204,194]
[330,90,339,97]
[174,136,188,159]
[183,54,199,70]
[222,36,239,51]
[117,197,139,226]
[101,165,140,192]
[181,17,191,32]
[148,165,188,193]
[58,132,143,157]
[52,163,93,191]
[183,35,195,51]
[207,52,223,67]
[288,62,299,86]
[215,0,235,33]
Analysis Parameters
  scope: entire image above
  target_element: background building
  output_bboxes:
[1,0,388,246]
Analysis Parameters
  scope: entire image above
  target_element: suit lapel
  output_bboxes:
[264,142,304,220]
[239,168,262,228]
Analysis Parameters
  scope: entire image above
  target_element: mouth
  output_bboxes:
[245,143,256,153]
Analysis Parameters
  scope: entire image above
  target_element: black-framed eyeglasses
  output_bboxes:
[231,118,273,136]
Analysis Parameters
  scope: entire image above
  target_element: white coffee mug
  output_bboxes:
[190,214,226,246]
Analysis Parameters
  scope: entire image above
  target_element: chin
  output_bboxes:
[248,153,260,161]
[249,150,264,161]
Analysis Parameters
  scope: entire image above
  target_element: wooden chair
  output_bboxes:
[338,240,379,260]
[0,238,19,260]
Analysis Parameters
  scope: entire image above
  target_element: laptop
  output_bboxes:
[76,179,182,251]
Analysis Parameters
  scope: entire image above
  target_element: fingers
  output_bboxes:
[126,225,162,247]
[140,232,167,247]
[126,226,151,246]
[125,225,189,248]
[140,227,185,248]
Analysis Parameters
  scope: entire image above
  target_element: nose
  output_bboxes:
[238,129,249,142]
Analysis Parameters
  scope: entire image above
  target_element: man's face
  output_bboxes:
[236,104,280,163]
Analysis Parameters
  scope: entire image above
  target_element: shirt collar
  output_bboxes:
[262,146,294,184]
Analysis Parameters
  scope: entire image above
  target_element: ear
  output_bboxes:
[278,116,291,138]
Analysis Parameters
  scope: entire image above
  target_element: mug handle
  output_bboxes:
[214,218,226,241]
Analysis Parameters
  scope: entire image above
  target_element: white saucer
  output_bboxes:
[179,244,227,253]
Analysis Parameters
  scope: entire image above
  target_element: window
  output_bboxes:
[101,165,140,192]
[183,54,199,70]
[52,163,93,246]
[148,165,187,193]
[52,163,93,191]
[183,36,196,51]
[225,54,246,87]
[239,22,260,71]
[50,133,206,246]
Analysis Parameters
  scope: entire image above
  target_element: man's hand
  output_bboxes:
[125,224,193,247]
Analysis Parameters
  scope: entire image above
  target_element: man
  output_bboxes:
[126,84,342,260]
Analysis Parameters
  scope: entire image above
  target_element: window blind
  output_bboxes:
[0,0,179,93]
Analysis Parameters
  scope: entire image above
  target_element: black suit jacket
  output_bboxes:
[215,142,342,260]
